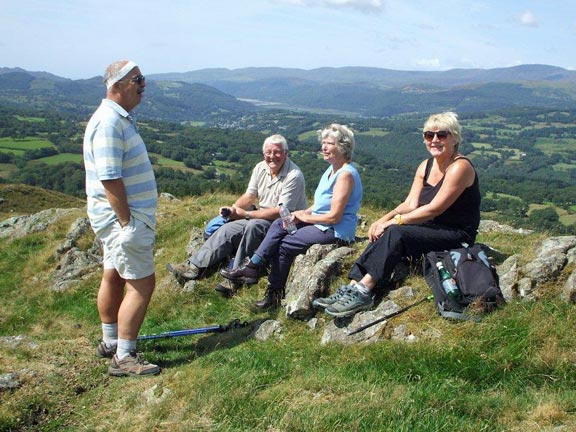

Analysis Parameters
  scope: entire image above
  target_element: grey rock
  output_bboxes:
[320,300,400,345]
[0,208,79,239]
[0,373,20,391]
[478,220,533,235]
[560,269,576,303]
[186,227,206,257]
[252,320,282,341]
[497,254,521,301]
[51,247,101,291]
[284,244,355,320]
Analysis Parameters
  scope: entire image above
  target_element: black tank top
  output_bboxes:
[418,157,480,240]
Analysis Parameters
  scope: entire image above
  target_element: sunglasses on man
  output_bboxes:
[129,75,146,85]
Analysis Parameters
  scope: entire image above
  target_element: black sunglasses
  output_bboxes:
[423,130,451,141]
[129,74,146,85]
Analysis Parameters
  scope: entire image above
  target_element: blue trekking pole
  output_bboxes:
[137,319,248,341]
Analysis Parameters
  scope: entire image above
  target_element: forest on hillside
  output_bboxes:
[0,105,575,234]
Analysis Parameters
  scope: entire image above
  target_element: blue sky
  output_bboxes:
[1,0,574,79]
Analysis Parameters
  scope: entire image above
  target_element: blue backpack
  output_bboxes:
[203,215,228,240]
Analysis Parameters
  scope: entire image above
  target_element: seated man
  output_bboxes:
[167,134,308,295]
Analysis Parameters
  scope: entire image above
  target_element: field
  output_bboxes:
[0,137,55,155]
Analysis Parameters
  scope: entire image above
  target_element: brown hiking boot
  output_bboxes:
[96,340,117,358]
[254,285,283,309]
[108,351,161,377]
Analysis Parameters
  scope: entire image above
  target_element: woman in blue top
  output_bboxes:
[221,124,363,309]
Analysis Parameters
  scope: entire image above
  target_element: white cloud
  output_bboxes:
[414,58,441,69]
[273,0,384,14]
[519,10,538,27]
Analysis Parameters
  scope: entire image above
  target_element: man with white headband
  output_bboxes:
[83,60,160,376]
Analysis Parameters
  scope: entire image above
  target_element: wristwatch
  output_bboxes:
[245,211,251,220]
[394,213,404,225]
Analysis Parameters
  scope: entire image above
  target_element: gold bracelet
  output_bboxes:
[394,213,404,225]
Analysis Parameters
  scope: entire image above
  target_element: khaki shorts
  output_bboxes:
[99,217,155,280]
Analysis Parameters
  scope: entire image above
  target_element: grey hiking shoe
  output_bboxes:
[313,284,354,309]
[108,351,161,377]
[96,340,117,358]
[325,287,374,318]
[166,262,201,282]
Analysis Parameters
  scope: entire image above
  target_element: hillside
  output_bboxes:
[0,183,85,219]
[0,70,256,122]
[148,65,576,117]
[1,189,576,430]
[2,65,576,120]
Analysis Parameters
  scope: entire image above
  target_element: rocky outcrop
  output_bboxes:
[50,217,102,291]
[284,244,356,320]
[0,208,79,239]
[498,236,576,301]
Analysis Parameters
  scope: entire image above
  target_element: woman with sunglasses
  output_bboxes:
[315,111,481,317]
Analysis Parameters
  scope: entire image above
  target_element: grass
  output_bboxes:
[1,192,575,431]
[0,137,54,152]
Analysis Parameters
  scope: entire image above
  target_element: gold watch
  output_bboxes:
[394,213,404,225]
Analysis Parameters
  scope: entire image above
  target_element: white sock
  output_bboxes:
[354,282,371,296]
[101,323,118,346]
[116,338,137,360]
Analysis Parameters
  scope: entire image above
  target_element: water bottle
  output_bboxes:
[436,261,460,299]
[279,203,297,234]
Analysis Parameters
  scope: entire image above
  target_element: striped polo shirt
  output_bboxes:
[83,99,158,235]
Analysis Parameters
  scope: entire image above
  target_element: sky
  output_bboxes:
[1,0,575,80]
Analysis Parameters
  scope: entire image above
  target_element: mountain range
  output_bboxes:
[1,64,575,120]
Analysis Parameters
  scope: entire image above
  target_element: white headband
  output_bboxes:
[105,61,138,89]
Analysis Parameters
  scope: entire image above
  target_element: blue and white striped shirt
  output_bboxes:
[83,99,157,235]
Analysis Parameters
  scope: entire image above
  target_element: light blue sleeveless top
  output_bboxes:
[312,163,363,242]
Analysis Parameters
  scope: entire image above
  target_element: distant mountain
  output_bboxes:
[149,64,576,88]
[1,65,576,119]
[148,65,576,117]
[0,69,256,121]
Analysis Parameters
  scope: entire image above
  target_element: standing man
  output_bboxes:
[166,134,308,296]
[84,60,160,377]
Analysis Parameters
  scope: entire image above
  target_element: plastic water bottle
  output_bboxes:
[436,261,460,299]
[279,203,297,234]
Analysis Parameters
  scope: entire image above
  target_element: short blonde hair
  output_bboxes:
[318,124,355,161]
[423,112,462,151]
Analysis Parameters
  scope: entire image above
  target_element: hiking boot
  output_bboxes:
[312,284,354,309]
[108,351,161,377]
[325,287,374,318]
[96,340,117,358]
[254,285,283,309]
[214,278,241,298]
[166,262,201,282]
[220,259,260,285]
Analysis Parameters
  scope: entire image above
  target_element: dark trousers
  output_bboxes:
[349,223,473,285]
[255,218,337,292]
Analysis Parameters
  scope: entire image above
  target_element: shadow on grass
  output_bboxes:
[143,318,267,369]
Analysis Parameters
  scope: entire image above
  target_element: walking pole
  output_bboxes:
[348,295,433,336]
[137,319,247,341]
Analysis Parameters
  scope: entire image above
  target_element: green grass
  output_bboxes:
[534,137,576,155]
[37,153,83,164]
[0,136,54,151]
[1,196,576,431]
[14,115,46,123]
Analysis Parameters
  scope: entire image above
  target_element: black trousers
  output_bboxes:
[349,223,473,284]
